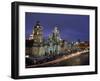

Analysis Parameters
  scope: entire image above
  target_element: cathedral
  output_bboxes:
[27,21,66,57]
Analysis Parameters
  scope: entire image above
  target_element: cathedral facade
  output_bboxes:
[27,21,66,57]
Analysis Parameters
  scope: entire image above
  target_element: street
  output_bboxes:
[26,50,89,68]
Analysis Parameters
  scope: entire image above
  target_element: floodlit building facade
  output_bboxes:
[26,21,69,57]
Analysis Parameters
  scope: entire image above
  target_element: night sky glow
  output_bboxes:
[25,12,89,41]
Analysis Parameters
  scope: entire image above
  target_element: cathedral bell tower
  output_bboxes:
[32,21,45,57]
[32,21,43,45]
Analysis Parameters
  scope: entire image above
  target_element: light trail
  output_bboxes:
[26,50,89,68]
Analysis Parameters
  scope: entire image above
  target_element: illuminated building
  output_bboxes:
[29,34,33,40]
[47,26,61,55]
[32,21,43,43]
[31,21,44,56]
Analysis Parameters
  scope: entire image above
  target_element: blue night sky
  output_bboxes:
[25,12,89,41]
